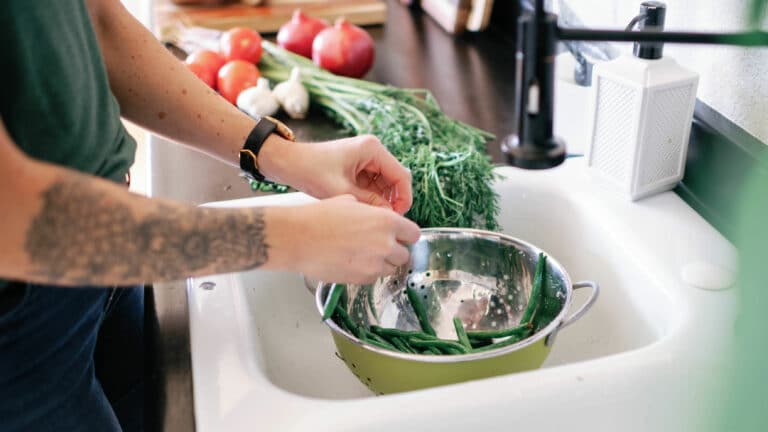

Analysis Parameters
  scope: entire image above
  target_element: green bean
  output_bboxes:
[366,331,397,349]
[334,313,353,334]
[322,284,346,321]
[362,336,398,351]
[358,328,398,350]
[406,287,436,336]
[363,327,398,346]
[424,346,441,355]
[369,325,440,341]
[399,337,419,354]
[408,338,468,354]
[465,322,533,340]
[453,317,472,350]
[338,286,349,310]
[519,253,547,325]
[390,337,415,354]
[471,327,534,353]
[468,337,494,348]
[444,347,464,355]
[333,305,362,339]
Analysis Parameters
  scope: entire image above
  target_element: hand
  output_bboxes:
[277,195,421,284]
[259,135,413,215]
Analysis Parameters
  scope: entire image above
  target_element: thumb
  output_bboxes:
[350,187,392,210]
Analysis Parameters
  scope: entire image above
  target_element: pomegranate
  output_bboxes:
[277,9,329,59]
[312,18,375,78]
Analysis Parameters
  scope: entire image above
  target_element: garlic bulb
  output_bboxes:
[272,67,310,119]
[236,78,280,119]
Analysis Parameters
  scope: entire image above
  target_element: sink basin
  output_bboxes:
[188,158,736,431]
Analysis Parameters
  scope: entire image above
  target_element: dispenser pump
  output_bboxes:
[631,1,667,59]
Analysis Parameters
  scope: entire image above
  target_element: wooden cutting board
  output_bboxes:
[155,0,387,38]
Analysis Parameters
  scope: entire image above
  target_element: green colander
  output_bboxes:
[313,228,599,395]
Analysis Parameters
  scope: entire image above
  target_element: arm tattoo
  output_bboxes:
[24,176,268,285]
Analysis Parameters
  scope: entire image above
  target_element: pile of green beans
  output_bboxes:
[248,178,290,193]
[322,253,548,355]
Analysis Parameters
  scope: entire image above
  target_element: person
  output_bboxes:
[0,0,420,430]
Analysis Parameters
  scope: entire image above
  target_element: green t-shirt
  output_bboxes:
[0,1,136,289]
[0,0,136,183]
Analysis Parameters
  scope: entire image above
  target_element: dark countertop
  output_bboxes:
[146,3,518,431]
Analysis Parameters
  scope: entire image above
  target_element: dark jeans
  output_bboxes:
[0,283,144,431]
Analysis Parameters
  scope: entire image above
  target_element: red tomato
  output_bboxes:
[185,50,225,89]
[220,27,263,63]
[217,60,260,104]
[186,61,216,88]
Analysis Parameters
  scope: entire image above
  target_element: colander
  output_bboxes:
[313,228,599,394]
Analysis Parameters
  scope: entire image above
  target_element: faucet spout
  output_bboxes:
[502,0,768,170]
[502,8,566,170]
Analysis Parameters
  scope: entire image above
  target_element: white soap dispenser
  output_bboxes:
[587,1,699,201]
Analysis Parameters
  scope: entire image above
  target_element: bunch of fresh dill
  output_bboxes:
[259,41,500,230]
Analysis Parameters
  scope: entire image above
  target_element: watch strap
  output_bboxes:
[239,118,278,182]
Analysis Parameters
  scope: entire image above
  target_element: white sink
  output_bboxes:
[188,158,736,431]
[187,71,737,430]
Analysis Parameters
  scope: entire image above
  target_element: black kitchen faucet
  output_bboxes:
[503,0,768,170]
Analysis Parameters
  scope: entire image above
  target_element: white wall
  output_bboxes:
[566,0,768,144]
[121,0,152,26]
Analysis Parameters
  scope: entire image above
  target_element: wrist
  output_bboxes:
[256,134,293,184]
[262,205,305,272]
[239,117,297,185]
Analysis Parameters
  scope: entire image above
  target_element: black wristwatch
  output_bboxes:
[239,116,295,182]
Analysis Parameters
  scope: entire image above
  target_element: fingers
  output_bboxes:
[338,194,420,245]
[333,194,419,244]
[356,262,398,285]
[350,186,393,210]
[389,178,413,216]
[382,261,399,276]
[386,243,410,267]
[314,194,419,284]
[395,217,421,245]
[358,136,414,216]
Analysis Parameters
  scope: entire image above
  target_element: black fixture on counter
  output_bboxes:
[503,0,768,170]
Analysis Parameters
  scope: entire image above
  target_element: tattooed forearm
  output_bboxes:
[24,176,268,285]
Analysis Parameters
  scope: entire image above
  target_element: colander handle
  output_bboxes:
[560,281,600,329]
[545,280,600,346]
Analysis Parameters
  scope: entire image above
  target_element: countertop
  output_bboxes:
[146,3,519,431]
